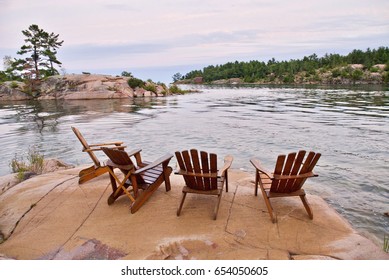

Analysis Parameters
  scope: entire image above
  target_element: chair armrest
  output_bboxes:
[134,154,173,174]
[250,158,273,179]
[218,155,233,177]
[88,142,124,147]
[84,142,126,152]
[85,146,127,152]
[124,148,143,166]
[126,148,142,157]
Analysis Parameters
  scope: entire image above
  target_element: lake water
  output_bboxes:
[0,85,388,247]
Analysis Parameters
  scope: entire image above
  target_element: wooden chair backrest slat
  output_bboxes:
[277,152,296,193]
[209,153,218,188]
[272,154,285,191]
[175,151,190,187]
[191,149,203,188]
[200,151,211,189]
[181,150,197,187]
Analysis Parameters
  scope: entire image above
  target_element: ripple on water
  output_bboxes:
[0,86,388,246]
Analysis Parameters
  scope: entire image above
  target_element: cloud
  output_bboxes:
[62,42,169,59]
[1,0,388,81]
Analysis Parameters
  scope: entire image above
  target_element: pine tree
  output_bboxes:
[15,24,63,80]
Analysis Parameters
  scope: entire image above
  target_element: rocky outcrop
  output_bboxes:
[38,74,124,99]
[0,74,169,101]
[0,82,33,101]
[39,74,134,99]
[0,168,387,260]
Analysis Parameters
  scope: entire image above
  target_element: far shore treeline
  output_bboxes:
[176,47,389,85]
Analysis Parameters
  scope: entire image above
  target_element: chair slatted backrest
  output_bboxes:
[72,126,101,167]
[271,150,321,193]
[175,149,218,191]
[101,147,134,171]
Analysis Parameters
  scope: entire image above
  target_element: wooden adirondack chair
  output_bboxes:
[71,126,126,184]
[250,150,321,223]
[175,149,233,220]
[101,147,173,213]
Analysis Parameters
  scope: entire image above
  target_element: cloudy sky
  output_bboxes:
[0,0,388,83]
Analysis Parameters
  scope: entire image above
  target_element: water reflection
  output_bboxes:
[0,97,171,134]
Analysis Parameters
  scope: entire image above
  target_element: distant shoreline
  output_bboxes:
[177,64,388,86]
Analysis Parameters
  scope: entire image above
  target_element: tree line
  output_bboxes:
[178,47,389,83]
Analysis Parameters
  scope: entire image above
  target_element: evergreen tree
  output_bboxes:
[172,72,183,82]
[44,31,64,76]
[15,24,63,80]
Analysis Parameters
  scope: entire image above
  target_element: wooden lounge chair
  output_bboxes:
[71,126,126,184]
[250,150,321,223]
[101,147,173,213]
[175,149,233,220]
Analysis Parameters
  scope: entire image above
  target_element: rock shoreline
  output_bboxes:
[0,164,387,260]
[0,74,169,101]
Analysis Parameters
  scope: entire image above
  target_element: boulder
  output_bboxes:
[350,64,364,70]
[42,158,74,173]
[156,84,167,96]
[373,64,386,71]
[0,82,33,101]
[134,87,146,97]
[193,76,203,84]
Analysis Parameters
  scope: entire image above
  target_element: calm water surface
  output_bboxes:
[0,85,388,246]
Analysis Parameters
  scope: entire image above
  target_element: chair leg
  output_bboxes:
[225,170,229,193]
[130,180,166,214]
[213,191,223,220]
[254,171,259,196]
[107,192,119,205]
[163,167,173,192]
[300,194,313,219]
[177,192,187,216]
[260,187,276,223]
[106,168,135,204]
[265,197,276,223]
[107,167,123,204]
